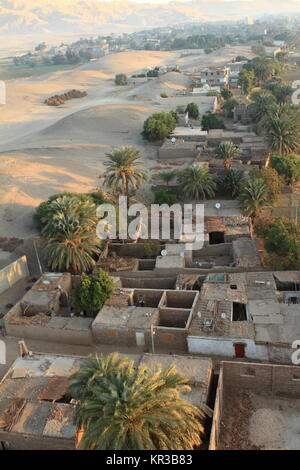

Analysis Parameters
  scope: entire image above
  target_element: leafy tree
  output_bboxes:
[270,154,300,186]
[170,110,179,123]
[185,103,199,119]
[154,189,177,205]
[221,87,233,100]
[68,353,205,450]
[104,146,147,198]
[258,218,300,269]
[35,42,47,52]
[217,168,245,198]
[215,141,240,169]
[143,112,177,141]
[222,98,239,118]
[239,177,270,218]
[251,45,266,56]
[236,55,248,62]
[160,92,168,98]
[73,269,114,316]
[178,166,216,200]
[249,167,283,202]
[238,69,255,95]
[160,170,177,187]
[253,216,276,238]
[52,54,67,65]
[115,74,128,85]
[201,113,225,131]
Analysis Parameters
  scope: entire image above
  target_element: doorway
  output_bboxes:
[209,231,225,245]
[234,343,246,358]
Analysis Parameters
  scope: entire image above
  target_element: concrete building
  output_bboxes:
[161,95,218,115]
[227,61,248,73]
[0,351,213,450]
[234,104,254,124]
[187,271,300,364]
[158,139,202,160]
[210,361,300,450]
[198,67,230,87]
[171,127,208,142]
[190,84,221,96]
[92,288,199,351]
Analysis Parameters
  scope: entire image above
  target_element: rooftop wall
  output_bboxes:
[0,256,29,295]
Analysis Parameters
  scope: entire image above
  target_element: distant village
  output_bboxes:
[1,14,300,452]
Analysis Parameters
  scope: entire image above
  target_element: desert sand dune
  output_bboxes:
[0,47,253,238]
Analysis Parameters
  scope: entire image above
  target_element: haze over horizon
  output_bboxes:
[0,0,300,37]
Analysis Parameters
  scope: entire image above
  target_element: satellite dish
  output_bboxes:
[215,202,221,210]
[171,137,176,144]
[161,249,168,257]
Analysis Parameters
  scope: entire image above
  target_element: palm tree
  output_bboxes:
[249,90,276,123]
[252,58,275,84]
[259,105,300,155]
[178,166,216,200]
[104,147,147,202]
[160,170,177,187]
[214,141,240,170]
[44,229,101,274]
[41,196,97,239]
[68,353,205,450]
[217,168,245,198]
[239,178,270,218]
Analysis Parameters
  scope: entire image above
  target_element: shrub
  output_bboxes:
[249,167,283,202]
[185,102,199,119]
[154,189,177,205]
[115,74,128,85]
[160,92,168,98]
[201,113,225,131]
[221,88,233,100]
[270,154,300,186]
[141,240,161,258]
[73,269,114,316]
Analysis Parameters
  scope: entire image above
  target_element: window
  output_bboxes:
[232,302,247,322]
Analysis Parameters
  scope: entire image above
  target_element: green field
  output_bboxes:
[0,62,82,80]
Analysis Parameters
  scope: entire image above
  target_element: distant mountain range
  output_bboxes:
[0,0,299,35]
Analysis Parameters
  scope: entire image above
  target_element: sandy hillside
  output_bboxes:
[0,47,253,238]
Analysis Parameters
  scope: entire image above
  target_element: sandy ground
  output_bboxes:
[0,46,253,238]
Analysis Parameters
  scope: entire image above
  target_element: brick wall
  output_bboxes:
[222,361,300,397]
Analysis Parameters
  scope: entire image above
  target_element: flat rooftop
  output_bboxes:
[172,127,207,138]
[216,362,300,450]
[190,271,300,346]
[0,351,213,446]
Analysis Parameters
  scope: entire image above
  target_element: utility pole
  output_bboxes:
[150,324,155,354]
